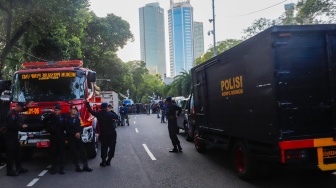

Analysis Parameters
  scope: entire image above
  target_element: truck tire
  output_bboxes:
[232,141,259,180]
[194,128,206,153]
[85,133,98,159]
[184,122,193,141]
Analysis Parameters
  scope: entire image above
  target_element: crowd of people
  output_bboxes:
[0,96,183,177]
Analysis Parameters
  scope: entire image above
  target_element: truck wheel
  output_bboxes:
[232,141,259,180]
[184,122,192,141]
[86,133,98,159]
[194,129,206,153]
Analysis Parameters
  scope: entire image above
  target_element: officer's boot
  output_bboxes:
[169,145,178,153]
[75,164,83,172]
[82,162,93,172]
[106,157,112,166]
[59,164,65,174]
[50,165,56,175]
[100,158,107,167]
[6,163,18,176]
[177,144,182,152]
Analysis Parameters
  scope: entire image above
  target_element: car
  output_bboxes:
[177,94,195,141]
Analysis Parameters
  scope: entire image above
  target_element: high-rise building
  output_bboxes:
[139,2,166,76]
[168,0,194,77]
[193,21,204,60]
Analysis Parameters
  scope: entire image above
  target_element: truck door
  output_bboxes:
[327,33,336,138]
[194,68,208,128]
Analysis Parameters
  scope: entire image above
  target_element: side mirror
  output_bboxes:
[0,80,11,92]
[87,71,96,82]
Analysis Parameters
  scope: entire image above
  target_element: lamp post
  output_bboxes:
[208,0,216,57]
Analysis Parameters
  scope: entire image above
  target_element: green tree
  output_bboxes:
[195,39,242,66]
[81,13,134,94]
[296,0,335,24]
[0,0,90,78]
[242,18,278,39]
[125,60,149,103]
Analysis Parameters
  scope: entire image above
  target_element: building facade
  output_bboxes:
[168,0,194,77]
[139,2,166,76]
[193,21,204,60]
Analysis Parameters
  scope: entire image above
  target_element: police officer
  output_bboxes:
[65,105,92,172]
[165,97,182,153]
[5,101,33,176]
[43,104,66,174]
[86,101,118,167]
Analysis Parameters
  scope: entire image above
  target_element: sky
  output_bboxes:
[89,0,298,76]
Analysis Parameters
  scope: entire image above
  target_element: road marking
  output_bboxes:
[143,144,156,160]
[0,164,6,169]
[38,170,48,177]
[47,164,52,169]
[135,128,138,133]
[27,178,39,187]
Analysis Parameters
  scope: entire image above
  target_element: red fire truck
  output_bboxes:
[8,60,100,159]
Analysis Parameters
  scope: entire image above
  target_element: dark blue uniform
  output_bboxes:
[65,114,90,171]
[86,102,118,166]
[6,109,27,175]
[166,102,182,152]
[43,113,66,173]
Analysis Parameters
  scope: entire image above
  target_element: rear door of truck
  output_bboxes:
[327,33,336,139]
[193,65,209,129]
[275,29,336,140]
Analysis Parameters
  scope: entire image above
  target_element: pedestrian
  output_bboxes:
[43,104,66,174]
[86,101,118,167]
[156,104,160,119]
[165,96,182,153]
[120,104,129,126]
[65,105,92,172]
[5,101,33,176]
[147,103,150,115]
[160,101,166,123]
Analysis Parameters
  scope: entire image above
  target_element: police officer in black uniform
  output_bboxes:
[43,104,66,174]
[6,101,33,176]
[86,101,118,167]
[65,105,92,172]
[165,97,182,153]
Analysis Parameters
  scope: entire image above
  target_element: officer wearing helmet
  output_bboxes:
[86,100,118,167]
[65,105,92,172]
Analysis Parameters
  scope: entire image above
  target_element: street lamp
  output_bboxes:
[209,0,216,57]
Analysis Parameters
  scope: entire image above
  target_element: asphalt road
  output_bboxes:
[1,114,336,188]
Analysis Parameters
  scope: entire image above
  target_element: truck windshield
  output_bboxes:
[12,72,86,102]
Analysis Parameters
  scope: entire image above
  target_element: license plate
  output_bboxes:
[323,147,336,159]
[36,141,50,148]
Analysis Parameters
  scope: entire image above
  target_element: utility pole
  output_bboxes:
[208,0,217,57]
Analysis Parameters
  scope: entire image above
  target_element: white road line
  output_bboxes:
[0,164,6,169]
[134,121,136,124]
[27,178,39,187]
[135,128,139,133]
[143,144,156,160]
[38,170,48,177]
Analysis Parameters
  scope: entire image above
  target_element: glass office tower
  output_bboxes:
[139,3,166,76]
[168,0,194,77]
[193,21,204,60]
